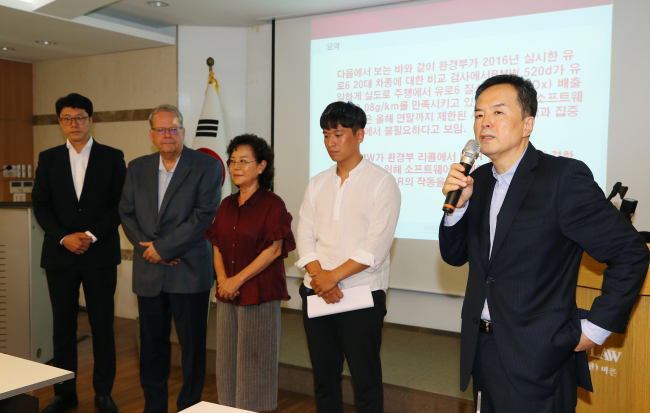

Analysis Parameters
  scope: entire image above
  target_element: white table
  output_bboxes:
[0,353,73,412]
[181,401,256,412]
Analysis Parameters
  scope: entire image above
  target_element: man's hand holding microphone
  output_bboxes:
[443,164,475,209]
[442,140,481,214]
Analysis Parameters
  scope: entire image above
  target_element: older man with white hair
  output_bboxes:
[119,104,222,413]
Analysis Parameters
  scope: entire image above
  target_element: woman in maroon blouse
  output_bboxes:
[204,134,295,412]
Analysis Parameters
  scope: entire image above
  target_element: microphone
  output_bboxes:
[2,165,12,171]
[442,140,481,215]
[619,186,629,199]
[606,182,622,202]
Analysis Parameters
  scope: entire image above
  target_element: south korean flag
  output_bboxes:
[192,74,231,200]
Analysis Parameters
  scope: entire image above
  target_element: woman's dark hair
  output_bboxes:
[55,93,93,117]
[227,134,274,190]
[320,101,366,133]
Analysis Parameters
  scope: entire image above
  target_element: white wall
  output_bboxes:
[114,264,139,319]
[178,26,248,150]
[246,24,273,141]
[607,0,650,231]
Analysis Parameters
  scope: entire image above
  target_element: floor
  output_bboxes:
[276,311,472,400]
[28,307,471,412]
[27,312,356,413]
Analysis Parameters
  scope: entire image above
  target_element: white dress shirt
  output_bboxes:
[61,137,97,244]
[445,147,611,345]
[295,158,401,292]
[158,154,181,212]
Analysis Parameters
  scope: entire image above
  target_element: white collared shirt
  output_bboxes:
[295,158,401,292]
[67,136,93,201]
[158,154,181,212]
[61,136,97,244]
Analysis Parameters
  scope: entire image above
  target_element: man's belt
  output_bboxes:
[479,319,493,334]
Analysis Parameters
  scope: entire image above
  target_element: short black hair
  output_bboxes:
[320,101,366,133]
[55,93,93,117]
[475,74,537,118]
[226,134,275,190]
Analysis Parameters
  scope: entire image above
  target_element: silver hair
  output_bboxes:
[149,104,184,128]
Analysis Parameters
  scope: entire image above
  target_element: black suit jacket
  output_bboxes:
[439,143,649,400]
[32,140,127,270]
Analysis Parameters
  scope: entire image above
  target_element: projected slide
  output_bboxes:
[310,0,612,240]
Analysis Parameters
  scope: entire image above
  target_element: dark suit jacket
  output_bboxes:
[439,143,649,400]
[119,146,221,297]
[32,140,127,270]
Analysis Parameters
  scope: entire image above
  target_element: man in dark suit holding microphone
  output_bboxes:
[119,104,221,413]
[32,93,126,413]
[439,74,649,412]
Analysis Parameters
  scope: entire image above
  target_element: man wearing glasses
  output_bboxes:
[119,104,222,413]
[32,93,126,413]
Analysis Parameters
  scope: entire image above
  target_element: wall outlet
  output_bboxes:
[23,181,34,193]
[3,165,18,177]
[9,181,23,193]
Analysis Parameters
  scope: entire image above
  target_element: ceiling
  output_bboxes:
[0,0,421,63]
[94,0,418,27]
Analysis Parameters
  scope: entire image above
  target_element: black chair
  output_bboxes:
[639,231,650,243]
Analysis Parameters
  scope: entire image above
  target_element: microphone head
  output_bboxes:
[460,140,481,165]
[619,186,628,199]
[607,182,622,202]
[5,165,12,170]
[463,139,481,154]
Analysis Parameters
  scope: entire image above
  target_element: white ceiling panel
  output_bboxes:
[0,5,173,62]
[0,0,427,62]
[33,0,117,20]
[91,0,420,27]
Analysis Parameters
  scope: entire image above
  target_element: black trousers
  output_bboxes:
[472,331,578,413]
[300,283,387,413]
[45,265,117,399]
[138,290,210,413]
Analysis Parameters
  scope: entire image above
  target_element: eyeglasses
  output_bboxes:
[151,127,180,135]
[59,116,88,126]
[227,159,258,168]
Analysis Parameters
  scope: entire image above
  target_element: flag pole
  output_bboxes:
[206,57,219,91]
[193,56,230,200]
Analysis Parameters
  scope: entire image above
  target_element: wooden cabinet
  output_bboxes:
[0,59,33,203]
[0,206,52,363]
[576,251,650,412]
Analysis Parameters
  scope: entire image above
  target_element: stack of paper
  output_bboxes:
[307,285,375,318]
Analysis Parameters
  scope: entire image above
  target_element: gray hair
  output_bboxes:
[149,104,184,128]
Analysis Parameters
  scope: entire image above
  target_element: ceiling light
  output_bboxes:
[36,40,56,45]
[1,47,15,51]
[147,1,169,6]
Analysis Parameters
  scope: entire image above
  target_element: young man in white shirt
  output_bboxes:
[295,101,401,413]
